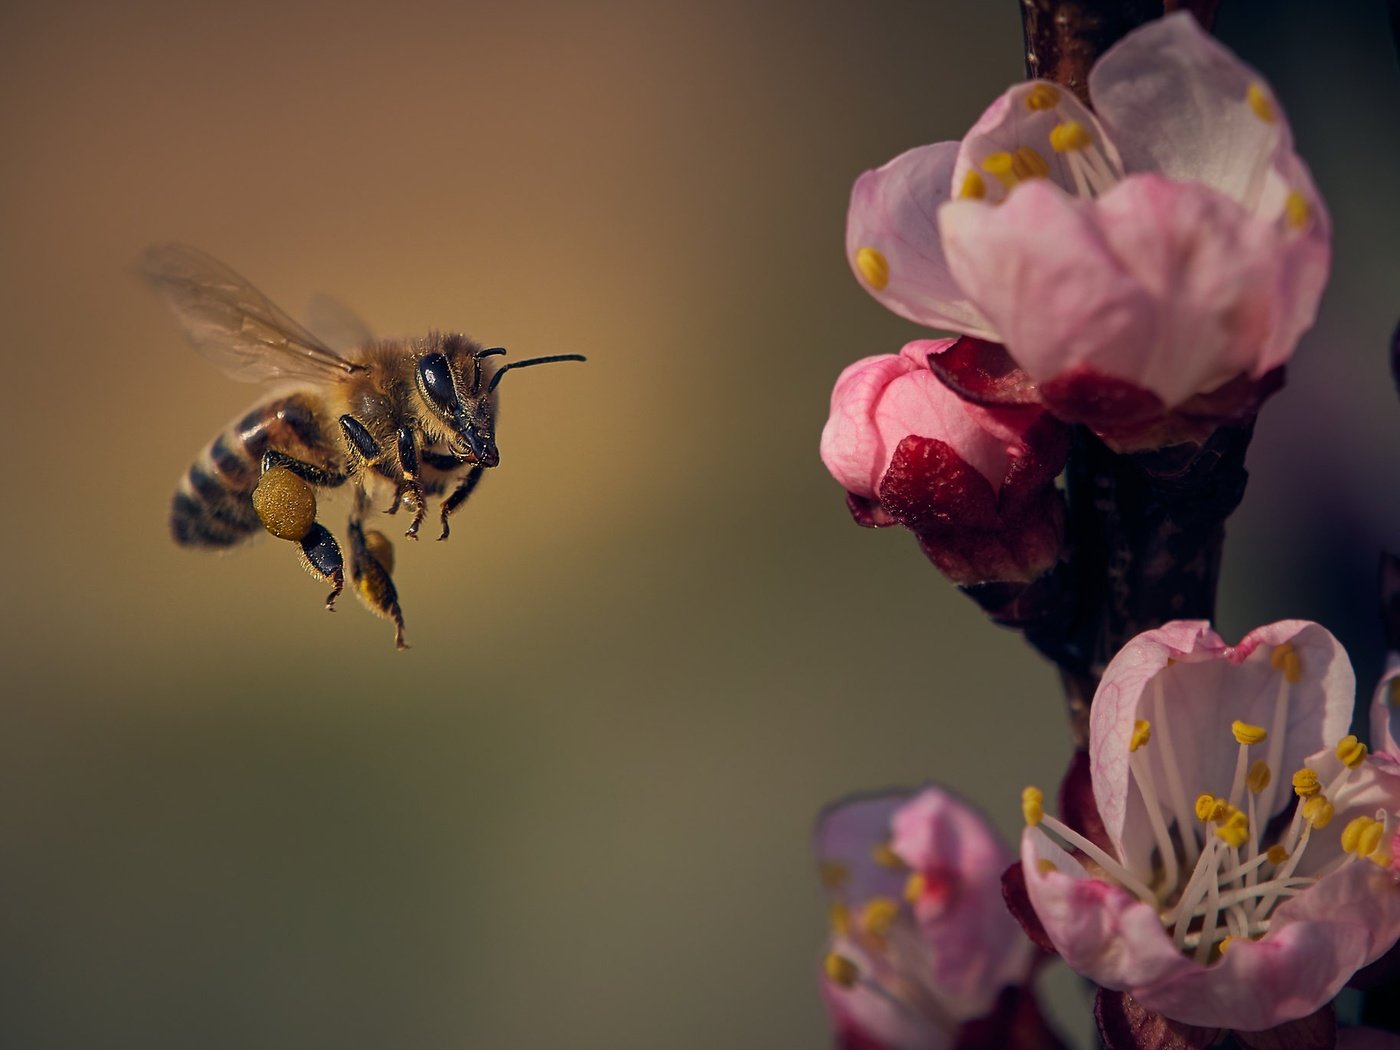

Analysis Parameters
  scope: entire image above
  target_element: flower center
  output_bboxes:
[1027,642,1395,964]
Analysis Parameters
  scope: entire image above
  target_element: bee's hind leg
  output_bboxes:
[347,517,408,650]
[254,451,350,610]
[298,524,345,610]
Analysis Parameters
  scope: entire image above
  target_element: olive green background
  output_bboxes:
[1,1,1396,1047]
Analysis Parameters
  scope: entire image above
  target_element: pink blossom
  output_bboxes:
[1018,621,1400,1031]
[816,788,1037,1050]
[819,341,1067,584]
[1371,653,1400,762]
[846,14,1328,443]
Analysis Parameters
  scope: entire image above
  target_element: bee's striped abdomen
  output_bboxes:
[171,393,330,548]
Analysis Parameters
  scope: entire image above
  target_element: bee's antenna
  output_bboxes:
[487,354,587,393]
[471,346,507,394]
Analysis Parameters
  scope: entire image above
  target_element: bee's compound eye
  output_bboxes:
[416,352,459,411]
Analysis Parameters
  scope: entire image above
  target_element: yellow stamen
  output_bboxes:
[1216,811,1250,849]
[903,872,925,904]
[1195,793,1224,822]
[1302,794,1335,829]
[1391,678,1400,706]
[825,952,859,988]
[1022,786,1044,826]
[830,902,851,937]
[871,842,904,870]
[1246,82,1276,124]
[819,861,849,890]
[1219,935,1234,954]
[959,169,986,200]
[1049,121,1093,153]
[1270,641,1302,683]
[1129,720,1152,752]
[1232,721,1268,746]
[1341,815,1384,858]
[855,247,889,291]
[1014,145,1049,179]
[1035,858,1057,877]
[858,897,900,940]
[1025,83,1061,111]
[1336,735,1368,769]
[981,151,1018,188]
[1247,759,1271,795]
[1266,844,1290,865]
[1285,192,1311,231]
[1370,851,1394,869]
[1292,769,1320,798]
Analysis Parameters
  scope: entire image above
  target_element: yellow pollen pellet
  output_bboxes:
[1266,844,1290,865]
[1022,786,1045,826]
[1036,858,1058,877]
[1049,121,1093,153]
[1246,82,1276,124]
[1025,83,1061,111]
[830,902,851,937]
[1247,759,1271,795]
[1285,192,1311,231]
[855,247,889,291]
[959,169,986,200]
[1292,769,1320,798]
[1232,721,1268,746]
[1130,720,1152,752]
[1014,146,1049,179]
[1341,815,1383,857]
[1336,735,1368,768]
[904,872,926,904]
[871,842,904,870]
[1302,794,1335,829]
[819,861,849,890]
[825,952,859,988]
[859,897,900,939]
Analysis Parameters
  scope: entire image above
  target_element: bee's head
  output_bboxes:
[413,342,501,467]
[414,337,586,468]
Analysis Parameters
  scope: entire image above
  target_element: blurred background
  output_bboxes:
[0,1,1395,1046]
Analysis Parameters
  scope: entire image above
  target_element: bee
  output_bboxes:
[144,243,584,649]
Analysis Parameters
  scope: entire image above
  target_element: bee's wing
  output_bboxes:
[304,292,376,355]
[141,243,362,383]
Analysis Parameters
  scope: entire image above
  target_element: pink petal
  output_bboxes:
[847,142,998,337]
[891,788,1033,1017]
[1371,654,1400,759]
[814,791,913,907]
[1088,12,1289,203]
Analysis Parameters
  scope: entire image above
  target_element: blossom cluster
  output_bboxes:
[815,12,1400,1050]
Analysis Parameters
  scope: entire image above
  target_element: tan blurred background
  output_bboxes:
[0,1,1395,1047]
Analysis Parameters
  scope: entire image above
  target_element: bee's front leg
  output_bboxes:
[395,426,427,541]
[437,464,486,541]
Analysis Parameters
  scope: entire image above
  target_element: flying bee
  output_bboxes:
[144,243,584,649]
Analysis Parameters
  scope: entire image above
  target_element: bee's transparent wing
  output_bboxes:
[305,292,376,355]
[141,243,362,383]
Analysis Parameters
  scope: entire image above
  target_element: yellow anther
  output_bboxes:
[1219,935,1234,954]
[959,169,986,200]
[1292,769,1320,798]
[1246,82,1276,124]
[1270,642,1302,683]
[1302,794,1335,829]
[830,902,851,937]
[1035,858,1058,877]
[1341,815,1384,858]
[1336,735,1368,769]
[1232,721,1268,746]
[859,897,900,940]
[1025,83,1061,111]
[1391,678,1400,706]
[825,951,859,988]
[871,842,904,870]
[1014,146,1050,180]
[1022,786,1045,826]
[819,861,849,890]
[1247,759,1272,795]
[981,151,1018,188]
[903,872,926,904]
[1370,850,1394,869]
[855,247,889,291]
[1216,810,1250,849]
[1266,844,1290,865]
[1049,121,1093,153]
[1129,720,1152,752]
[1285,192,1311,231]
[1195,793,1222,822]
